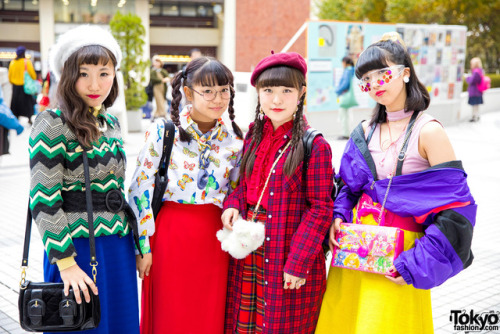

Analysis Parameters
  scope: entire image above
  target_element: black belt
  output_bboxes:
[62,189,142,256]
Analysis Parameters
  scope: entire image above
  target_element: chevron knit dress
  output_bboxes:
[29,109,140,334]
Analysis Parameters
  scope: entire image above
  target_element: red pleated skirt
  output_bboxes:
[140,201,229,334]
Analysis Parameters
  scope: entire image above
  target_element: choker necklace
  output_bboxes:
[386,109,412,122]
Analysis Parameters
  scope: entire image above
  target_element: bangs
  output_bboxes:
[193,60,233,87]
[77,45,116,68]
[355,46,391,79]
[255,66,304,90]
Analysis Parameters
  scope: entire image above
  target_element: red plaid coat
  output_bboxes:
[223,124,334,333]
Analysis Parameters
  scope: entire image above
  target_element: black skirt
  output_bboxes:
[468,96,483,106]
[10,84,35,118]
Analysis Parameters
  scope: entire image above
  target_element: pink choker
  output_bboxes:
[386,109,413,122]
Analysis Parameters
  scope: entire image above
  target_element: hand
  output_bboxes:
[221,208,239,231]
[329,218,343,253]
[283,272,306,290]
[136,253,152,279]
[59,264,98,304]
[385,266,407,285]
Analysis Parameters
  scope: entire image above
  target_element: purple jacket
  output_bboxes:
[334,123,476,290]
[466,68,483,97]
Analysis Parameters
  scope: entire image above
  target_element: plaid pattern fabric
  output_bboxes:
[235,211,266,334]
[224,124,334,333]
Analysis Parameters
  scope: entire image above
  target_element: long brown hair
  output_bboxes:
[170,57,243,142]
[241,66,306,177]
[56,45,119,147]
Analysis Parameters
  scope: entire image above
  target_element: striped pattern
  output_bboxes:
[29,109,130,264]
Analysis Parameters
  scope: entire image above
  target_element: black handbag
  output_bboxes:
[151,120,175,219]
[19,150,101,332]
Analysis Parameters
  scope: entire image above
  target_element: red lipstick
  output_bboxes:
[375,91,385,97]
[272,108,284,112]
[87,95,100,99]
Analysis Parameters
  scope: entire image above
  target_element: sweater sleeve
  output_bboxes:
[284,137,334,278]
[29,110,76,264]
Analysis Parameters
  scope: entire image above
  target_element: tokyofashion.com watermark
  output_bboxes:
[450,309,500,332]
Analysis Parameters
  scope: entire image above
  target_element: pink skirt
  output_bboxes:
[140,201,229,334]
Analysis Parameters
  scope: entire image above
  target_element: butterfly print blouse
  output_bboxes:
[128,106,243,254]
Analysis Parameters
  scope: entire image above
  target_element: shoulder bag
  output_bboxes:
[332,112,420,276]
[19,149,100,332]
[216,141,292,259]
[23,59,40,96]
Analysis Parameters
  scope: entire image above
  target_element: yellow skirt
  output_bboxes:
[315,217,434,334]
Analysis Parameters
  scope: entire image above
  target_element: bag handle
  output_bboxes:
[21,148,98,286]
[250,141,291,221]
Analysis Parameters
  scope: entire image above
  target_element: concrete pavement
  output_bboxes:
[1,112,499,333]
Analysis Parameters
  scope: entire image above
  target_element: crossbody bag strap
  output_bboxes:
[20,148,98,285]
[251,141,292,221]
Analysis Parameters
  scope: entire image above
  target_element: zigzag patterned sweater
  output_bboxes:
[29,109,130,264]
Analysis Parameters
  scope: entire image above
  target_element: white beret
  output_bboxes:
[49,25,122,80]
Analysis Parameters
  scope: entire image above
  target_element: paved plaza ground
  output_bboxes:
[1,111,499,333]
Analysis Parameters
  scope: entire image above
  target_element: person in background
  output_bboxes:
[466,57,484,122]
[0,86,24,156]
[8,46,36,124]
[150,55,169,120]
[335,56,356,140]
[189,48,202,60]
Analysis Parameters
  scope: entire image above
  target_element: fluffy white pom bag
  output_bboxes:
[217,142,291,259]
[216,216,265,259]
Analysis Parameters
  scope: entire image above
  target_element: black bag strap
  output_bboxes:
[302,127,322,176]
[158,120,176,180]
[395,111,419,176]
[364,111,420,176]
[21,148,98,280]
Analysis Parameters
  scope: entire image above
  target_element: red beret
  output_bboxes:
[250,51,307,87]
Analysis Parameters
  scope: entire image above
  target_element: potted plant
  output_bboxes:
[110,11,148,132]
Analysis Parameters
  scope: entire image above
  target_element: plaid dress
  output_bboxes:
[224,120,334,333]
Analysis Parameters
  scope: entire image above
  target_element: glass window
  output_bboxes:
[180,5,196,17]
[54,0,134,24]
[3,0,23,10]
[162,5,178,16]
[24,0,40,11]
[149,3,161,15]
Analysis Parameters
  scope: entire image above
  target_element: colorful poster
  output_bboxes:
[306,22,467,111]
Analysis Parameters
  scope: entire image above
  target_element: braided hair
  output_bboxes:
[240,66,306,177]
[170,57,243,142]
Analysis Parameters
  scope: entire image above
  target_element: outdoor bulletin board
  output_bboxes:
[306,21,467,112]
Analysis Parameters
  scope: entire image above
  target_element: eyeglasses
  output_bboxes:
[190,87,232,101]
[358,65,406,92]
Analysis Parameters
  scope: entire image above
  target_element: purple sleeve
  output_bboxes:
[394,206,475,289]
